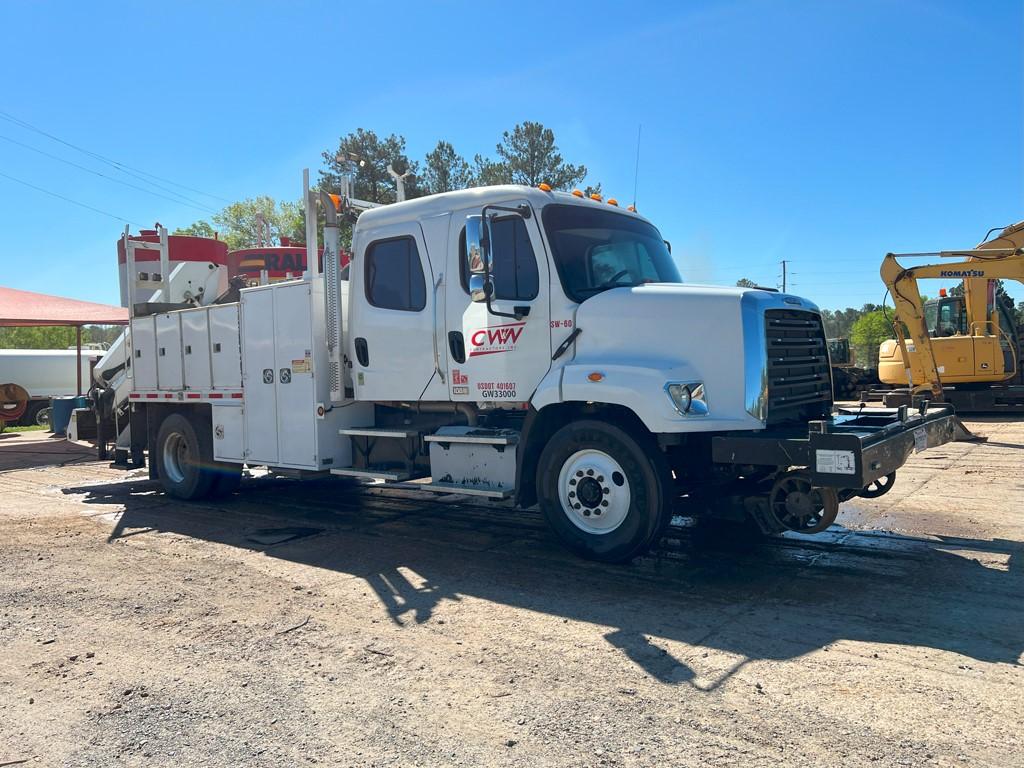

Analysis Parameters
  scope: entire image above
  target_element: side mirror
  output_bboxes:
[469,274,491,303]
[465,215,487,276]
[465,204,531,318]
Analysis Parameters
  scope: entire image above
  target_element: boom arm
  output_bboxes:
[880,220,1024,399]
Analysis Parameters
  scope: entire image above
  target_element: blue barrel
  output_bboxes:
[51,396,87,435]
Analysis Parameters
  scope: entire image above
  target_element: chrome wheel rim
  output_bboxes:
[557,449,631,534]
[163,431,189,485]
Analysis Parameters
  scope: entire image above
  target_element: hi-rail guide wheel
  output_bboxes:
[858,471,896,499]
[768,473,840,533]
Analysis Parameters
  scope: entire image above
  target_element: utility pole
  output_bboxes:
[780,259,789,293]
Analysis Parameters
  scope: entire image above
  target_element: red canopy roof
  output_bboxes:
[0,286,128,327]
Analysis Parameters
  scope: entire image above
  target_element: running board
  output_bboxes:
[339,428,422,439]
[329,467,422,482]
[401,481,513,499]
[424,427,519,446]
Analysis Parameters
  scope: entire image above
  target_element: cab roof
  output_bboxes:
[353,184,652,230]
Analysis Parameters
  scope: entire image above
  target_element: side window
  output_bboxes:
[458,218,539,301]
[365,236,426,312]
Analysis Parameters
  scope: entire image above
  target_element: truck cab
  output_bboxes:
[119,181,957,563]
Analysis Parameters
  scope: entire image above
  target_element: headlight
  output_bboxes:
[666,382,709,416]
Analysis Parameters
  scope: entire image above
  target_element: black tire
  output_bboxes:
[154,413,216,500]
[22,401,48,428]
[209,465,243,498]
[536,419,673,563]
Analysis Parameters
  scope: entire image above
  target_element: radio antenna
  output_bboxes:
[631,124,642,209]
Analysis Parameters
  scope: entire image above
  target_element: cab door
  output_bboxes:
[349,221,438,402]
[444,202,551,404]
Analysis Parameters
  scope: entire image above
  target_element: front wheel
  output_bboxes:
[536,419,673,563]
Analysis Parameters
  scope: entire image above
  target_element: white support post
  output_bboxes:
[304,168,319,279]
[158,225,169,292]
[124,226,136,317]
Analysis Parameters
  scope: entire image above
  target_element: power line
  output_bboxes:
[0,109,232,204]
[0,170,139,225]
[0,133,219,214]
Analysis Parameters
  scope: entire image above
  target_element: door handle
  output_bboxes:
[448,331,466,364]
[354,337,370,367]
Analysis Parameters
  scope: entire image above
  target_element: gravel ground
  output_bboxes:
[0,416,1021,767]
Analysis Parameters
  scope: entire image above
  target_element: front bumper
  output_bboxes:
[710,405,957,489]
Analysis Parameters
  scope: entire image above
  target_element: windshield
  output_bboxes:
[925,297,966,337]
[541,204,681,302]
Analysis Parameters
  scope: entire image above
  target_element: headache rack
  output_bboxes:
[764,309,833,425]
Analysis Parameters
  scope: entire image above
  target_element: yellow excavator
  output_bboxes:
[877,220,1024,413]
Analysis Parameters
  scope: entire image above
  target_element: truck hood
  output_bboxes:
[565,283,821,432]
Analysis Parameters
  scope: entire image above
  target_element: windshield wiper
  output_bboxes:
[576,272,639,295]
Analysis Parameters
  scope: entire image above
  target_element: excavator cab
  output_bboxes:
[923,295,967,338]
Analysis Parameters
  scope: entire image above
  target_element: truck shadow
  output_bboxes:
[63,474,1023,690]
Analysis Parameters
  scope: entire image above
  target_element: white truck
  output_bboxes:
[98,176,958,562]
[0,348,105,426]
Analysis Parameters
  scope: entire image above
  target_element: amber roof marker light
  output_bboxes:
[571,189,584,198]
[538,183,552,192]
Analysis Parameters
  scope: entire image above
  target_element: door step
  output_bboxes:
[408,481,513,499]
[338,427,424,477]
[330,467,424,482]
[339,427,422,439]
[423,427,519,446]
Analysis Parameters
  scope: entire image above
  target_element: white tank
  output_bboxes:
[0,349,105,398]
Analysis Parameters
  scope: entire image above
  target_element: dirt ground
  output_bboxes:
[0,417,1021,768]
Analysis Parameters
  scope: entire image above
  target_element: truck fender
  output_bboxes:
[559,362,702,431]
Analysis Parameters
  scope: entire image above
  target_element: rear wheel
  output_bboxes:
[22,401,49,428]
[537,419,673,563]
[155,413,216,500]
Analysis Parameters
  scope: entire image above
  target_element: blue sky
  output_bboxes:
[0,0,1021,310]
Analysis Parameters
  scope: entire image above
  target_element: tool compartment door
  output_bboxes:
[130,316,157,390]
[180,308,211,391]
[209,304,241,390]
[155,313,183,391]
[241,287,278,464]
[272,282,317,467]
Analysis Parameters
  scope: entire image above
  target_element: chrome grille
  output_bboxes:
[764,309,832,425]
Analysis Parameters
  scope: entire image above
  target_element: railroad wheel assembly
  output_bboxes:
[768,473,839,533]
[858,471,896,499]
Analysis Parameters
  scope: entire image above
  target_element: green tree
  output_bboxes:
[0,325,121,350]
[320,129,422,204]
[172,220,218,239]
[490,121,588,189]
[471,153,510,186]
[736,278,759,288]
[849,310,893,367]
[176,197,303,251]
[422,141,473,194]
